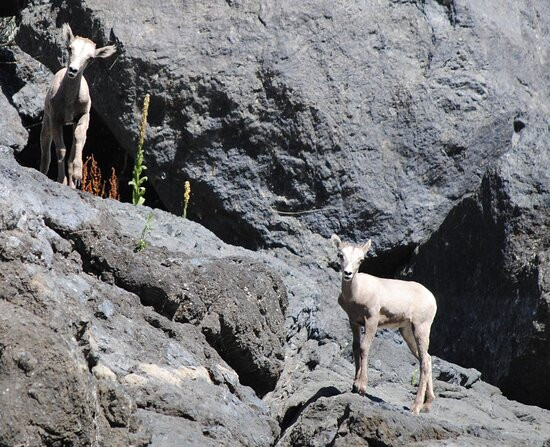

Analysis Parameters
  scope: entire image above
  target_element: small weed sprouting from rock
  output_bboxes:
[129,93,150,206]
[182,180,191,219]
[411,368,419,387]
[135,212,154,252]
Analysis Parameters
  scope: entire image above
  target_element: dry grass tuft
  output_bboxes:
[81,154,120,200]
[108,167,120,200]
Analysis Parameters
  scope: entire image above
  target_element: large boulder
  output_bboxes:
[61,222,288,396]
[0,145,280,446]
[403,119,550,407]
[15,0,549,258]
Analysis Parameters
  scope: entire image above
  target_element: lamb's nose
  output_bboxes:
[68,67,78,77]
[344,270,352,276]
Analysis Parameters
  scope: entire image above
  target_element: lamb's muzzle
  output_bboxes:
[331,234,437,415]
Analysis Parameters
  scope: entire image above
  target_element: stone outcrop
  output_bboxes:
[0,146,281,446]
[2,144,550,445]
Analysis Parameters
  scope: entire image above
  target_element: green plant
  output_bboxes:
[182,180,191,219]
[411,368,419,386]
[129,93,150,205]
[135,212,154,252]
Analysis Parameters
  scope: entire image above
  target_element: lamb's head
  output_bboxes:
[62,23,116,79]
[331,235,371,282]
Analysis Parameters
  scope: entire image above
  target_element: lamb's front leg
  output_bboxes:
[350,321,361,385]
[352,315,378,395]
[39,114,52,175]
[51,124,67,184]
[68,112,90,188]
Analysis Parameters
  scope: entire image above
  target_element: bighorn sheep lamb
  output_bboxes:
[331,235,437,414]
[40,24,116,187]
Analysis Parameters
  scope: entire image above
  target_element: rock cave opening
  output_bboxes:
[15,106,166,210]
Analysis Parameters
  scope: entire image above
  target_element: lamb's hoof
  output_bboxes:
[352,381,367,396]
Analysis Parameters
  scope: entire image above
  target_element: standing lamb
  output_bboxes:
[40,23,116,187]
[331,235,437,414]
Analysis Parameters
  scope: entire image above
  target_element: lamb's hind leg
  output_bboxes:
[424,353,435,411]
[40,116,52,175]
[411,323,434,414]
[400,323,419,360]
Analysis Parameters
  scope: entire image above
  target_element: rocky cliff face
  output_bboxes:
[1,0,550,445]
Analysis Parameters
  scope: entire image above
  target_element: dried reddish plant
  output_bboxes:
[108,167,120,201]
[80,155,120,201]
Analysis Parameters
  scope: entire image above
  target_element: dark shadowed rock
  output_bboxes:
[0,1,27,17]
[0,61,27,150]
[403,120,550,408]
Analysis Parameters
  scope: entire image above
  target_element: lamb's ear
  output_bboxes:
[62,23,74,45]
[361,239,371,255]
[331,234,342,250]
[94,44,117,59]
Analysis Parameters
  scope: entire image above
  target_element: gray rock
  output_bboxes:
[2,0,550,443]
[0,89,27,151]
[2,142,550,445]
[56,219,288,396]
[272,335,550,447]
[10,45,51,121]
[432,357,481,389]
[0,146,278,446]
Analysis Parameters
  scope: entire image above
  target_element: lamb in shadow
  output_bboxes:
[40,23,116,187]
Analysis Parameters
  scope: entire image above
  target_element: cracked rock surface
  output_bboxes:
[0,147,281,446]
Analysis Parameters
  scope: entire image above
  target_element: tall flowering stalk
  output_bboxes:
[183,180,191,219]
[129,93,150,206]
